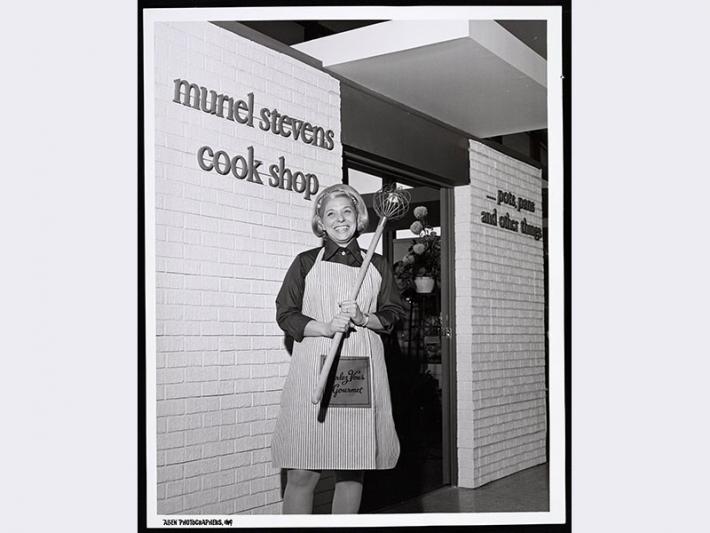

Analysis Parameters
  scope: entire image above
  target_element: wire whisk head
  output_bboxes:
[373,184,411,220]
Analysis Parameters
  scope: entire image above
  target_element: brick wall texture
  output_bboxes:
[454,139,547,488]
[153,21,341,514]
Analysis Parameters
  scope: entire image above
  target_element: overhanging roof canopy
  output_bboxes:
[293,20,547,138]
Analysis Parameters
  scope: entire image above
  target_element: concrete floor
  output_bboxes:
[374,463,549,513]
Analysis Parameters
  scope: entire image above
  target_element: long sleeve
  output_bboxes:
[275,254,315,342]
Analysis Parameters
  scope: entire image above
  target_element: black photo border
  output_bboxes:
[138,2,571,531]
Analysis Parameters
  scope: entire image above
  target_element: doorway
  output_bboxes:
[344,160,455,512]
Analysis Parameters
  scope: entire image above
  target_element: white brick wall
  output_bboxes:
[153,21,342,514]
[455,140,547,488]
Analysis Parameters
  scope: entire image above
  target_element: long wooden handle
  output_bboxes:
[310,216,388,405]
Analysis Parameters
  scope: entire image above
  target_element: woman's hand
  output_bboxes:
[339,299,365,326]
[326,312,352,337]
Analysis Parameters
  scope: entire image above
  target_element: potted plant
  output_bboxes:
[393,205,441,294]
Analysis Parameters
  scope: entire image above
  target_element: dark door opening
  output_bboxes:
[344,162,453,513]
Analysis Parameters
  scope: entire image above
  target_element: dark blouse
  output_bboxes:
[275,239,406,342]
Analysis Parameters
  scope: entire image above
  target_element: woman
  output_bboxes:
[272,183,405,514]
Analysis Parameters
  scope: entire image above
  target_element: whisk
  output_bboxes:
[311,184,411,406]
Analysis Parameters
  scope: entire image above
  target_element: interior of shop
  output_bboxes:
[347,168,447,511]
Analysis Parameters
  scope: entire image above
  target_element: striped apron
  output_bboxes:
[271,247,400,470]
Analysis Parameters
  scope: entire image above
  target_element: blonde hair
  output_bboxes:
[311,183,369,238]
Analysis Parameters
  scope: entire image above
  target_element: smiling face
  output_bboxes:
[320,194,358,246]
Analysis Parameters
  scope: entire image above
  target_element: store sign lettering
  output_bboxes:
[481,189,542,240]
[173,78,335,150]
[197,145,319,200]
[172,77,328,200]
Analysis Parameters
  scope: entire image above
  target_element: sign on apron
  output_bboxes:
[319,355,372,408]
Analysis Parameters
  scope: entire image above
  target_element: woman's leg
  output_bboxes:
[332,470,365,514]
[282,469,321,514]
